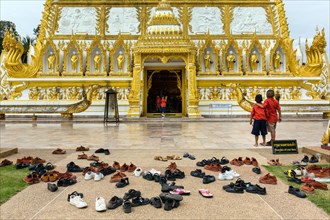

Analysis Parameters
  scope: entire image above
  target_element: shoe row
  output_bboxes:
[196,156,229,167]
[230,157,258,166]
[113,161,137,172]
[0,159,13,167]
[77,153,99,161]
[301,155,319,164]
[16,156,46,165]
[306,165,330,178]
[223,178,266,195]
[154,155,182,162]
[24,170,76,185]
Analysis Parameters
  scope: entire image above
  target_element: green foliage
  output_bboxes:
[0,20,19,53]
[263,164,330,215]
[0,165,29,205]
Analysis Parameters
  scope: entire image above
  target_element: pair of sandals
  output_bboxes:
[183,152,196,160]
[116,177,129,188]
[267,159,282,166]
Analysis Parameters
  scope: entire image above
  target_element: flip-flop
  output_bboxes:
[199,189,213,198]
[170,188,190,195]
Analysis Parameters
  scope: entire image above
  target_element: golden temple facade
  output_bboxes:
[0,0,329,118]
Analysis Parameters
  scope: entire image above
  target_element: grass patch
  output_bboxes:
[263,164,330,215]
[0,165,29,205]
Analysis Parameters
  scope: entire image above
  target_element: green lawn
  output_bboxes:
[263,164,330,215]
[0,165,29,205]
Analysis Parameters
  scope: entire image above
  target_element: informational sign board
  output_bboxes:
[272,140,298,154]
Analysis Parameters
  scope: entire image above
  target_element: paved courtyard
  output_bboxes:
[0,118,329,219]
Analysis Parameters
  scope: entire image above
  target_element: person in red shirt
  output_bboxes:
[156,96,161,112]
[263,89,281,146]
[250,94,268,146]
[160,96,167,118]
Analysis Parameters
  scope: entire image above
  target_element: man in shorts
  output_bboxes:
[263,89,281,146]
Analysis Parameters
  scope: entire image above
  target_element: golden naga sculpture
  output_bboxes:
[285,28,327,77]
[2,30,40,78]
[65,85,99,114]
[229,83,254,112]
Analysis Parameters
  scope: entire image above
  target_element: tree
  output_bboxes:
[21,36,36,63]
[0,20,19,53]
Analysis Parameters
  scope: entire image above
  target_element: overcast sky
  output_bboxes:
[1,0,329,54]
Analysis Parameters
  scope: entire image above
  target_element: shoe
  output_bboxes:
[67,191,84,202]
[84,171,95,180]
[198,189,213,198]
[31,157,46,164]
[301,155,309,163]
[87,154,99,161]
[143,172,154,181]
[123,189,141,200]
[246,184,266,195]
[69,194,88,208]
[44,162,55,170]
[252,167,261,174]
[313,177,330,183]
[172,169,185,179]
[113,161,120,170]
[0,159,13,167]
[301,176,314,183]
[78,152,88,159]
[168,162,177,173]
[204,163,221,172]
[225,185,244,193]
[230,158,243,166]
[203,175,215,184]
[221,166,231,173]
[131,196,150,207]
[300,183,315,194]
[309,155,319,163]
[225,170,240,178]
[104,149,110,155]
[190,169,205,178]
[123,200,132,213]
[52,148,66,154]
[288,176,302,184]
[150,197,162,208]
[218,172,234,180]
[267,159,277,166]
[161,182,184,192]
[110,171,126,183]
[164,199,179,211]
[76,146,89,151]
[243,157,252,165]
[47,183,58,192]
[95,148,105,153]
[16,163,29,169]
[66,162,83,172]
[288,186,306,198]
[57,178,77,187]
[107,196,123,209]
[159,192,183,202]
[127,163,137,172]
[196,159,209,167]
[99,166,116,176]
[259,173,277,185]
[147,168,161,176]
[220,156,229,165]
[308,180,328,190]
[116,177,129,188]
[183,152,196,160]
[94,172,104,181]
[95,197,107,212]
[170,188,191,195]
[251,157,258,166]
[134,167,143,177]
[154,173,161,182]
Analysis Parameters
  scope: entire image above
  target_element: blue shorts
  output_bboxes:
[161,107,166,113]
[251,120,267,136]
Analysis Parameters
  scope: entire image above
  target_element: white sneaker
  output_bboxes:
[94,172,104,181]
[95,197,107,212]
[134,167,143,177]
[145,168,161,175]
[69,195,88,209]
[218,172,234,180]
[84,171,95,180]
[225,170,240,178]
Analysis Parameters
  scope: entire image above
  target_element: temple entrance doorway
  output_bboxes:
[144,69,184,117]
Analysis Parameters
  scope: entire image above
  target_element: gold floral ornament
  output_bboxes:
[3,30,40,78]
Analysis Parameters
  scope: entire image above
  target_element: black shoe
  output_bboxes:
[154,173,161,182]
[159,175,167,184]
[223,179,248,190]
[159,193,183,202]
[116,177,129,188]
[104,149,110,155]
[99,167,116,176]
[143,172,154,181]
[16,163,29,169]
[66,162,83,172]
[47,183,58,192]
[246,184,266,195]
[252,167,261,174]
[164,199,179,211]
[196,159,209,167]
[123,189,141,200]
[67,191,83,202]
[150,197,162,208]
[190,169,205,178]
[161,182,184,192]
[165,170,176,181]
[173,169,185,179]
[28,163,42,171]
[221,166,231,173]
[309,155,319,163]
[123,200,132,213]
[95,148,105,153]
[45,162,55,170]
[301,155,309,163]
[220,156,229,165]
[107,196,123,209]
[90,161,102,167]
[288,186,306,198]
[131,196,150,207]
[203,175,215,184]
[288,176,302,184]
[225,185,244,193]
[57,178,77,187]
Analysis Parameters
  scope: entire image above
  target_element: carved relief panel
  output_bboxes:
[107,7,140,35]
[231,7,273,34]
[189,7,224,35]
[57,7,97,35]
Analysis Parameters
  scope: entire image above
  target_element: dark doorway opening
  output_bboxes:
[147,70,182,114]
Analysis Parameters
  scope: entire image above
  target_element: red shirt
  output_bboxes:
[263,98,281,123]
[161,98,166,107]
[251,104,267,121]
[156,97,161,104]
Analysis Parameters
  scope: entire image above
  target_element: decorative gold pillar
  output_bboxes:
[187,52,201,118]
[127,53,141,117]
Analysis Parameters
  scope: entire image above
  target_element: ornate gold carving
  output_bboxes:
[62,35,83,76]
[109,35,131,75]
[38,39,60,75]
[275,0,290,39]
[221,6,233,35]
[198,35,220,75]
[221,37,242,74]
[96,6,110,36]
[9,82,28,100]
[64,85,98,114]
[29,87,41,100]
[246,35,266,74]
[179,6,192,35]
[230,83,254,112]
[266,6,278,36]
[86,36,107,76]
